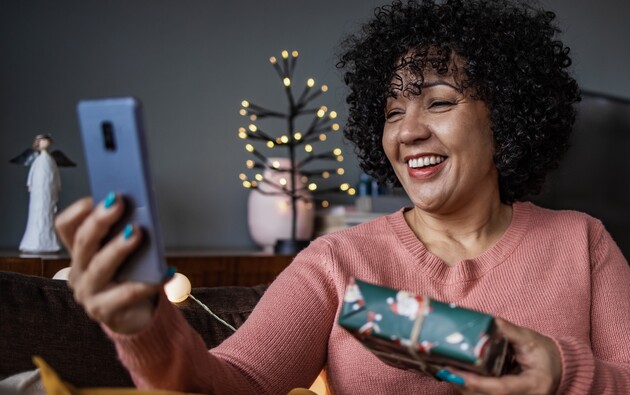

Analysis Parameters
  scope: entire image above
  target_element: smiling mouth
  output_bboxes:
[407,155,447,169]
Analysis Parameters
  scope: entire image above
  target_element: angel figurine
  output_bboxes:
[10,134,76,253]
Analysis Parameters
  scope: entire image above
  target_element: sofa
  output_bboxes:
[0,270,268,388]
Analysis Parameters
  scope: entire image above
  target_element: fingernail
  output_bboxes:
[104,192,116,209]
[166,266,177,279]
[436,369,465,386]
[123,223,134,240]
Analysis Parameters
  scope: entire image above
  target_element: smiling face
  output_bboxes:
[382,66,499,214]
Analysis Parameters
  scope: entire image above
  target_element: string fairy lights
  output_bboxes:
[238,50,355,251]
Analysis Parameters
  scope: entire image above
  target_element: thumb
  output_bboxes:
[495,317,531,345]
[495,317,546,368]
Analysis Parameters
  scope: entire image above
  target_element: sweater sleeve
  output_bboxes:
[554,222,630,394]
[104,238,339,395]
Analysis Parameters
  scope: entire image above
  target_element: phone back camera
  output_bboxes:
[101,121,116,151]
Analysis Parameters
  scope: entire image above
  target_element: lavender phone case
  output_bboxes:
[77,97,166,284]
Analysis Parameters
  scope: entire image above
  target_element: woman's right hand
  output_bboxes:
[55,195,162,334]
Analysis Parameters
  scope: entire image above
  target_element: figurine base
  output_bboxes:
[274,239,310,255]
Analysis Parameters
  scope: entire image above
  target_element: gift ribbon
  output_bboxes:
[408,296,430,359]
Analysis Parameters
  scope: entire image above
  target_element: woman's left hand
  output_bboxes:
[447,318,562,395]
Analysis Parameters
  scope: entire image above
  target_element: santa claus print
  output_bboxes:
[358,311,383,335]
[387,291,424,320]
[344,277,365,311]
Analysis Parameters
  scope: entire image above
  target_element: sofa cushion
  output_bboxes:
[0,271,267,388]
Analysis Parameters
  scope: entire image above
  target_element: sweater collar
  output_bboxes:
[386,201,531,283]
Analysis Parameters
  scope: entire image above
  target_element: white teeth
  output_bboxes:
[408,156,446,168]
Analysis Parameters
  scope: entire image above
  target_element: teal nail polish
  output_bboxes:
[104,192,116,209]
[436,369,465,386]
[123,224,133,240]
[166,266,177,279]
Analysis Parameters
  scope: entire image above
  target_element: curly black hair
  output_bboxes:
[337,0,580,203]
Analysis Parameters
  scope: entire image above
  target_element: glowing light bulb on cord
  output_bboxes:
[53,267,71,280]
[164,272,236,332]
[164,273,192,303]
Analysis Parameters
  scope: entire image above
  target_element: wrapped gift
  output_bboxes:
[338,278,511,377]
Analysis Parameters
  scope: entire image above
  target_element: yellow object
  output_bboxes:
[34,356,202,395]
[307,371,328,395]
[288,390,318,395]
[34,357,327,395]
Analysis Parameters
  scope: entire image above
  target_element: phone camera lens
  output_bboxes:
[101,121,116,151]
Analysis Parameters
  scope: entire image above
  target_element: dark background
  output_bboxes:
[532,92,630,256]
[1,0,629,255]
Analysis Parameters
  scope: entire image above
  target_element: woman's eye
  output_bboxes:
[385,110,403,120]
[429,100,454,109]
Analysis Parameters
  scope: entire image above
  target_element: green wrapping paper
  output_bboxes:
[338,278,510,377]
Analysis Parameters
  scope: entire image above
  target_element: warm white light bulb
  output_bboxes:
[164,273,192,303]
[283,77,291,87]
[241,100,250,108]
[307,78,315,87]
[282,50,289,59]
[308,183,317,191]
[53,267,71,280]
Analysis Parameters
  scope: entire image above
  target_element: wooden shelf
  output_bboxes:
[0,250,294,287]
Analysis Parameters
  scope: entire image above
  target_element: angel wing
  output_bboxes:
[51,150,76,167]
[9,149,38,167]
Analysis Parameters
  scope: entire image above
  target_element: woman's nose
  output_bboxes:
[398,112,431,145]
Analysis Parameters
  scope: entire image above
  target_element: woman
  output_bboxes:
[55,0,630,394]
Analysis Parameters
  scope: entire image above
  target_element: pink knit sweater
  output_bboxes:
[107,202,630,394]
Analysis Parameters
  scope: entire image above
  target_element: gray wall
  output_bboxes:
[1,0,629,252]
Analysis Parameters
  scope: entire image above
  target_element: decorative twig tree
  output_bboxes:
[238,50,355,254]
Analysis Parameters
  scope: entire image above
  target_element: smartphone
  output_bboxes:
[77,97,167,284]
